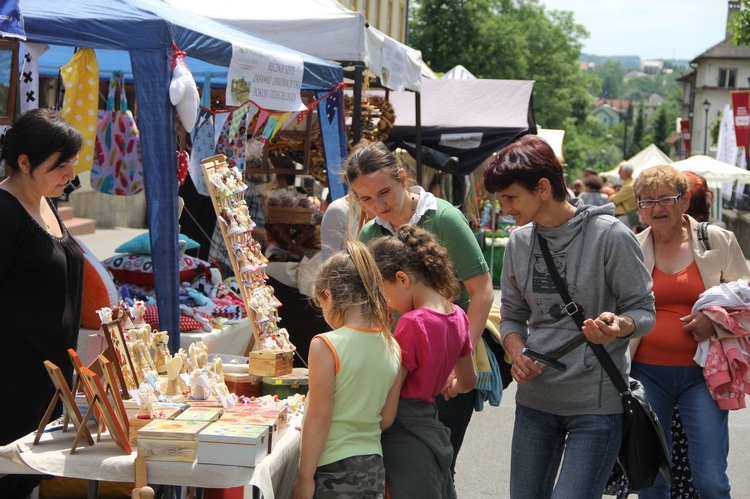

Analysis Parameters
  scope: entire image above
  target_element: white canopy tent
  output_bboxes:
[537,128,566,163]
[671,155,750,184]
[163,0,422,91]
[164,0,423,153]
[601,143,672,184]
[442,65,477,80]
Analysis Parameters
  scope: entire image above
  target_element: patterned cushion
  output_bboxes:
[142,304,205,332]
[114,232,200,255]
[101,254,207,286]
[75,238,120,329]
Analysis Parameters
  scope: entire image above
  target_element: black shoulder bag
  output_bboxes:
[536,233,671,491]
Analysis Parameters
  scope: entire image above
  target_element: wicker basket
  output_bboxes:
[267,205,314,224]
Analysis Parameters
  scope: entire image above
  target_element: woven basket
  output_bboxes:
[267,205,314,224]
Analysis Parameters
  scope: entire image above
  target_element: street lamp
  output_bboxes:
[703,99,711,155]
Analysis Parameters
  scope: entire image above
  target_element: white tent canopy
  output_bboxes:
[163,0,423,92]
[442,65,476,80]
[601,143,672,183]
[671,155,750,184]
[537,128,565,163]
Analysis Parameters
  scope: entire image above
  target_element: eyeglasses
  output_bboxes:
[638,193,682,209]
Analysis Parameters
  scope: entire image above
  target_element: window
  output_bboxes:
[719,68,738,88]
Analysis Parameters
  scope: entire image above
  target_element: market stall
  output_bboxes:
[22,0,345,351]
[387,78,537,176]
[163,0,423,166]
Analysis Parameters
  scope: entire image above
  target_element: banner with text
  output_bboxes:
[731,90,750,149]
[227,44,304,112]
[679,119,691,154]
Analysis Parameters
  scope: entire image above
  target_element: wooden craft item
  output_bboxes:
[131,454,155,499]
[101,320,139,398]
[34,360,95,451]
[97,354,130,433]
[248,350,293,377]
[77,366,132,454]
[67,348,102,428]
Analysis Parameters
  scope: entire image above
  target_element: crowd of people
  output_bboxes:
[2,107,747,499]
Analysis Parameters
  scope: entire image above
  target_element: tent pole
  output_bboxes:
[415,91,422,185]
[353,63,363,145]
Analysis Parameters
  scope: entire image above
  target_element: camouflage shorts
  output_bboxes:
[314,454,386,498]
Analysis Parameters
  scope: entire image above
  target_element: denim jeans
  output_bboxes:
[510,403,622,499]
[631,361,731,499]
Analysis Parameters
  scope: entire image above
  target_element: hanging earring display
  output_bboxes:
[201,154,294,377]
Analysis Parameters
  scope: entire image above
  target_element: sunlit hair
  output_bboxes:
[313,240,395,346]
[369,225,461,302]
[632,165,689,200]
[1,108,83,174]
[683,171,713,223]
[483,135,569,202]
[343,140,406,189]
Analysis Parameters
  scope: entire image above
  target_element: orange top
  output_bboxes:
[634,261,705,366]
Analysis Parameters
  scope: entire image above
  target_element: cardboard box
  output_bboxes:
[248,350,293,377]
[197,422,269,467]
[137,419,209,462]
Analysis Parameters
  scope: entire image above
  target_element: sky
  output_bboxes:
[540,0,730,61]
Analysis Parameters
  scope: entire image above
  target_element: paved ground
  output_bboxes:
[78,230,750,498]
[452,290,750,498]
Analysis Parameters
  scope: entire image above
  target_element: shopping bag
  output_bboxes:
[617,378,672,491]
[91,71,144,195]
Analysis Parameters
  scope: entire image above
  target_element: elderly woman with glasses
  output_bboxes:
[629,165,749,498]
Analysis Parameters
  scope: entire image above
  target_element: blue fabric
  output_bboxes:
[22,0,343,350]
[317,89,348,201]
[510,403,622,499]
[631,361,731,499]
[0,0,24,39]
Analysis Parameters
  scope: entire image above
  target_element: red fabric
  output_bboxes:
[143,304,204,332]
[635,262,705,366]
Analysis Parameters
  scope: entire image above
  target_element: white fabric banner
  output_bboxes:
[227,44,304,112]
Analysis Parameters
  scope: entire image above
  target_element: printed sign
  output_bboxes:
[731,90,750,149]
[679,119,691,154]
[439,132,483,149]
[380,37,407,92]
[227,44,304,112]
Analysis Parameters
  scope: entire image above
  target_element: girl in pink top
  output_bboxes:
[369,225,477,499]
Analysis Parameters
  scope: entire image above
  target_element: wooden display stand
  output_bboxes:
[200,155,293,377]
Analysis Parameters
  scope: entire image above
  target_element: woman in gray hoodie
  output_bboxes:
[483,135,655,499]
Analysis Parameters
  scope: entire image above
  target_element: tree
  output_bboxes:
[594,61,624,99]
[409,0,592,129]
[650,106,671,154]
[733,0,750,45]
[630,102,646,156]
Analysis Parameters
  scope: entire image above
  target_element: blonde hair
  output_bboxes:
[313,240,395,346]
[632,165,689,199]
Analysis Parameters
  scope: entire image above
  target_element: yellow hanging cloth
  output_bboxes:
[60,48,99,174]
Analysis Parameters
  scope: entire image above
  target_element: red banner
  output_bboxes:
[680,119,691,154]
[732,90,750,148]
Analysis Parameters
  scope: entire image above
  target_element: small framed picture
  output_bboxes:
[101,320,139,398]
[0,39,19,125]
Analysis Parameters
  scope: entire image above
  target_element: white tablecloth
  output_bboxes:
[0,421,301,499]
[77,318,254,365]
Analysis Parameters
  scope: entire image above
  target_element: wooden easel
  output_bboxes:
[67,348,102,431]
[75,366,132,454]
[34,361,95,452]
[98,354,130,434]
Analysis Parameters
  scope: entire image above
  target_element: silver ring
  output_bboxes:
[517,370,522,376]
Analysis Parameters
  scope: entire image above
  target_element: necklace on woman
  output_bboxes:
[411,193,418,212]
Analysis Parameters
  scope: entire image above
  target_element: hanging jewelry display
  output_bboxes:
[201,154,294,376]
